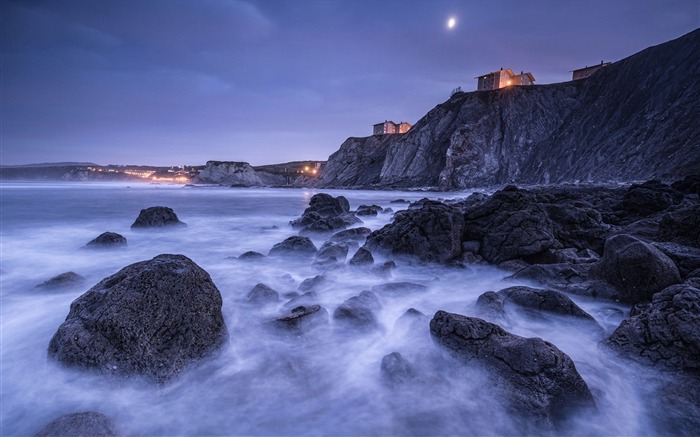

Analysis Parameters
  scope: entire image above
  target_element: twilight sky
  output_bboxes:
[1,0,698,166]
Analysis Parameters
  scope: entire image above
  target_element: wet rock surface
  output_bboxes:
[47,254,228,383]
[268,236,318,258]
[496,286,597,322]
[246,283,279,305]
[333,290,382,332]
[430,311,596,429]
[131,206,186,229]
[34,411,118,437]
[290,193,360,233]
[35,272,86,290]
[380,352,415,387]
[270,305,329,334]
[349,247,374,266]
[85,232,127,248]
[604,284,700,372]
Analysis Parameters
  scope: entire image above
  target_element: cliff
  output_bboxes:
[317,29,700,189]
[194,161,263,186]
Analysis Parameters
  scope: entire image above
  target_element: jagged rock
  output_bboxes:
[85,232,127,248]
[246,283,279,305]
[237,251,265,260]
[333,290,381,332]
[316,31,700,189]
[604,284,700,371]
[313,241,349,266]
[496,286,597,322]
[372,282,427,296]
[290,193,360,233]
[592,234,681,303]
[620,180,683,216]
[356,204,383,216]
[430,311,596,429]
[652,242,700,278]
[47,254,228,383]
[380,352,415,386]
[658,205,700,248]
[194,161,263,186]
[130,206,186,229]
[507,262,620,300]
[329,227,372,245]
[270,305,329,334]
[463,187,557,264]
[298,275,329,292]
[349,247,374,266]
[364,200,464,263]
[34,411,117,437]
[268,236,317,258]
[35,272,86,290]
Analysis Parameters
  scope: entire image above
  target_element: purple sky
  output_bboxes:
[1,0,698,166]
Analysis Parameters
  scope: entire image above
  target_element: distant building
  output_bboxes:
[476,68,535,91]
[373,120,412,135]
[571,61,611,80]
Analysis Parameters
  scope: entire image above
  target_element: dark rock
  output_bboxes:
[85,232,127,248]
[430,311,596,429]
[372,282,427,296]
[671,175,700,196]
[348,247,374,266]
[356,204,383,216]
[238,251,265,260]
[298,275,329,292]
[543,203,609,254]
[390,199,410,204]
[652,242,700,278]
[475,291,507,326]
[270,305,329,334]
[268,236,318,258]
[333,290,381,332]
[382,207,394,214]
[380,352,415,386]
[497,286,597,322]
[329,227,371,247]
[364,200,465,263]
[507,263,620,300]
[246,283,279,305]
[47,254,228,383]
[130,206,186,229]
[463,188,557,264]
[313,241,349,266]
[35,272,86,290]
[34,411,117,437]
[371,260,396,277]
[592,234,681,303]
[604,284,700,372]
[651,376,700,435]
[290,193,361,233]
[621,181,683,216]
[283,291,318,308]
[658,205,700,248]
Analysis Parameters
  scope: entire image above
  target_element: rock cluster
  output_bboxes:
[290,193,361,233]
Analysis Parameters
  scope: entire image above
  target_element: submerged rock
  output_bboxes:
[372,282,427,296]
[47,254,228,383]
[270,305,329,334]
[313,241,349,266]
[333,290,381,332]
[604,284,700,372]
[430,311,596,429]
[34,411,117,437]
[238,251,265,260]
[130,206,186,229]
[85,232,127,248]
[35,272,86,290]
[380,352,415,387]
[246,283,279,305]
[268,236,318,258]
[349,247,374,266]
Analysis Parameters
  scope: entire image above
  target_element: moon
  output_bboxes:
[447,17,456,29]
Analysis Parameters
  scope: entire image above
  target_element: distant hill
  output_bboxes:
[317,29,700,189]
[0,162,100,168]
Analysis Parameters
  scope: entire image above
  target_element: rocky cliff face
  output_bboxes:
[317,29,700,189]
[194,161,263,186]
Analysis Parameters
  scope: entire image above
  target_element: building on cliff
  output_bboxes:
[571,61,611,80]
[373,120,412,135]
[476,68,535,91]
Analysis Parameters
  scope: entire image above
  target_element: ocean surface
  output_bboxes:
[0,182,662,436]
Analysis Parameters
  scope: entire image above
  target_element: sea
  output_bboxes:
[0,182,668,436]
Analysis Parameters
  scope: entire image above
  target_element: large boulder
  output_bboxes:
[430,311,595,429]
[349,247,374,266]
[85,232,127,248]
[592,234,681,303]
[34,411,117,437]
[463,187,557,264]
[313,241,349,266]
[604,284,700,372]
[496,286,597,322]
[268,236,318,258]
[364,200,464,263]
[333,290,382,332]
[47,254,228,383]
[290,193,360,233]
[658,205,700,248]
[620,181,683,216]
[130,206,186,229]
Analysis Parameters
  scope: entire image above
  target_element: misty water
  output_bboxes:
[0,182,670,436]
